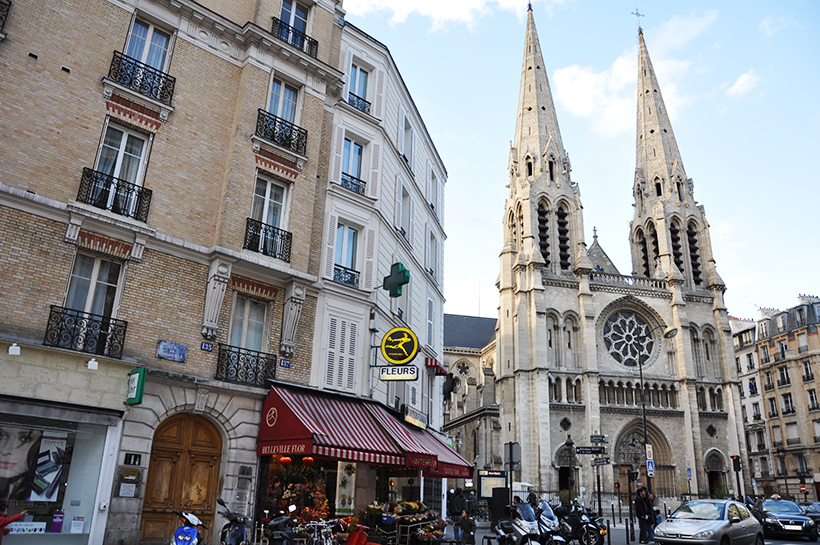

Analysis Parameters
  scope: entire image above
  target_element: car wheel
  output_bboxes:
[720,536,729,545]
[755,534,764,545]
[810,532,818,542]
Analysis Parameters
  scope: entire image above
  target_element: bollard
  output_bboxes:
[664,501,668,519]
[625,517,630,544]
[611,505,615,528]
[606,519,611,545]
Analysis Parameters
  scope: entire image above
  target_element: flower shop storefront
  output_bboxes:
[255,386,472,532]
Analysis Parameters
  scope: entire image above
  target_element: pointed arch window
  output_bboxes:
[537,203,550,265]
[516,204,524,249]
[548,159,555,182]
[647,222,659,269]
[526,159,533,177]
[687,221,703,285]
[669,220,684,272]
[636,228,650,277]
[654,177,662,197]
[556,204,571,270]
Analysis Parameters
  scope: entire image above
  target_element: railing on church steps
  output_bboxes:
[108,51,176,105]
[77,168,153,222]
[0,0,11,34]
[348,92,371,115]
[271,17,318,58]
[255,109,308,156]
[216,344,276,386]
[589,272,668,289]
[43,305,128,359]
[243,217,292,262]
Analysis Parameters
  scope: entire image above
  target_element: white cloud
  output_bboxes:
[651,10,719,54]
[726,70,760,97]
[344,0,565,30]
[759,17,806,38]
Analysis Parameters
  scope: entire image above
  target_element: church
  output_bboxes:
[443,7,745,502]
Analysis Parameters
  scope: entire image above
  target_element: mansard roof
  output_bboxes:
[444,314,497,349]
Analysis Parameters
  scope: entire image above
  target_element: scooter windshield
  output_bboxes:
[538,501,556,519]
[516,503,536,522]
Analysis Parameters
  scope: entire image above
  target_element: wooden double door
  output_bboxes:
[141,413,222,544]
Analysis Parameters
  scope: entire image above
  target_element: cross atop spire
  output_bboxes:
[528,2,533,12]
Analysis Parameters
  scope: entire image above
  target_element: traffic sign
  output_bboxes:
[594,457,610,466]
[686,455,691,469]
[645,443,654,462]
[575,446,606,455]
[647,460,655,477]
[801,485,808,494]
[590,435,607,443]
[686,467,692,481]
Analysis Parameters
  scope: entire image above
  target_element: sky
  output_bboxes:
[342,0,820,321]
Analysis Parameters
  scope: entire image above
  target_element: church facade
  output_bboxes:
[447,8,746,502]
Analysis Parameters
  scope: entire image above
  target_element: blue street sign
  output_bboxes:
[687,467,692,480]
[647,459,655,476]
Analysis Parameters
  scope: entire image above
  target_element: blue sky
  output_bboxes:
[343,0,820,321]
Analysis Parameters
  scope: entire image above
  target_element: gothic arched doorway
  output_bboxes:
[615,421,674,498]
[556,445,577,495]
[140,413,223,544]
[705,451,727,498]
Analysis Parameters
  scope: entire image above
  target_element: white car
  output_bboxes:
[653,499,764,545]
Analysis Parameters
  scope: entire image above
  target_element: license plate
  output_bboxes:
[785,525,803,531]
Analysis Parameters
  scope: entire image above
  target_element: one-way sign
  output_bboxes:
[575,446,606,455]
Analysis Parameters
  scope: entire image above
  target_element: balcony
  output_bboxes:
[782,407,797,415]
[753,414,762,420]
[271,17,318,58]
[805,374,815,383]
[757,443,766,451]
[777,378,791,387]
[340,172,367,196]
[255,109,308,156]
[589,272,668,289]
[765,383,774,392]
[215,344,276,386]
[0,0,10,35]
[107,51,175,105]
[243,218,292,262]
[761,469,770,478]
[77,168,153,222]
[332,264,360,289]
[43,305,127,359]
[769,410,779,418]
[786,437,801,445]
[348,92,371,115]
[810,404,820,412]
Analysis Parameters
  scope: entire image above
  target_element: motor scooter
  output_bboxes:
[217,497,252,545]
[172,510,207,545]
[552,499,598,545]
[534,501,566,545]
[494,502,542,545]
[265,504,297,545]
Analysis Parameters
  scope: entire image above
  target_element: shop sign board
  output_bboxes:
[125,367,146,405]
[379,365,418,381]
[404,404,428,429]
[380,327,419,365]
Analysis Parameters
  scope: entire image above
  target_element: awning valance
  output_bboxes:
[366,404,437,469]
[425,357,448,376]
[257,387,405,465]
[410,426,473,478]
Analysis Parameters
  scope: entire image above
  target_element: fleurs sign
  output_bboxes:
[379,327,420,381]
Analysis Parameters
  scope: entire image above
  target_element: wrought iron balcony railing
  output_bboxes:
[271,17,318,58]
[255,109,308,156]
[810,403,820,412]
[108,51,175,105]
[786,437,801,445]
[43,305,127,359]
[0,0,11,34]
[333,264,360,289]
[341,172,366,196]
[77,167,153,222]
[804,374,815,383]
[777,378,791,387]
[243,217,292,262]
[757,443,766,451]
[216,344,276,386]
[348,92,371,115]
[765,383,774,391]
[769,410,779,418]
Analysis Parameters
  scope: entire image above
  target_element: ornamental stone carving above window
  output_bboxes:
[603,311,655,367]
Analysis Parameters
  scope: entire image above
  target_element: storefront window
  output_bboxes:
[1,413,107,542]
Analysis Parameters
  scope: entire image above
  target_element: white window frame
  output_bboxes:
[125,17,173,72]
[809,389,818,408]
[334,222,359,272]
[324,314,358,393]
[228,293,268,353]
[342,137,365,180]
[427,229,438,279]
[251,176,290,229]
[91,120,152,217]
[268,76,300,124]
[280,0,310,34]
[350,62,369,101]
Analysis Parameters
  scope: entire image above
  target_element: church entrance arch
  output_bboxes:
[555,445,577,497]
[140,413,223,544]
[614,421,674,498]
[705,451,727,498]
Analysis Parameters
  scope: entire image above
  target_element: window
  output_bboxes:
[334,224,358,271]
[768,397,778,417]
[760,345,770,364]
[398,186,414,243]
[772,425,782,444]
[247,177,290,259]
[749,378,757,395]
[280,0,308,35]
[778,365,790,385]
[427,230,438,278]
[269,78,298,123]
[777,339,788,360]
[396,275,409,323]
[125,19,171,71]
[776,314,786,331]
[325,316,357,393]
[799,333,808,353]
[759,321,769,338]
[796,453,809,474]
[735,357,741,373]
[66,254,122,319]
[427,298,435,349]
[809,389,819,410]
[747,353,755,369]
[765,371,773,390]
[752,402,760,418]
[342,138,364,180]
[251,178,286,229]
[230,296,266,352]
[756,430,765,448]
[428,170,440,215]
[797,308,806,326]
[96,123,148,183]
[742,405,747,421]
[804,360,815,380]
[760,456,769,476]
[350,63,368,100]
[400,113,414,169]
[782,393,795,414]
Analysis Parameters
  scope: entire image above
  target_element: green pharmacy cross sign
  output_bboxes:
[382,262,410,298]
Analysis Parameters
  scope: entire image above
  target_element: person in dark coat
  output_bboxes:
[450,488,467,540]
[454,509,476,545]
[467,491,478,517]
[634,487,652,544]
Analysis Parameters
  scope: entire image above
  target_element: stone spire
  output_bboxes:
[635,28,686,195]
[512,7,565,169]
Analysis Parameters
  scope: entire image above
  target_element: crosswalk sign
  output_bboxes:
[647,460,655,477]
[687,467,692,481]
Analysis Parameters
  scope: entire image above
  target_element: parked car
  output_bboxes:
[653,499,763,545]
[799,502,820,525]
[761,499,817,541]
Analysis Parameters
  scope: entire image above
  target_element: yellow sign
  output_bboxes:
[380,327,419,365]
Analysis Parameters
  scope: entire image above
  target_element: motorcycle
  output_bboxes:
[217,497,251,545]
[552,500,599,545]
[265,504,297,545]
[494,502,542,545]
[534,500,566,545]
[172,510,207,545]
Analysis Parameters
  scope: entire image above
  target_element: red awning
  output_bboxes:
[257,387,405,465]
[366,404,438,470]
[407,426,473,478]
[425,357,448,376]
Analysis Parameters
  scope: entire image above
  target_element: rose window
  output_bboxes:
[603,311,655,367]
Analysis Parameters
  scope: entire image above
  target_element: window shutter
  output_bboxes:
[427,163,433,205]
[346,321,357,391]
[373,69,385,118]
[332,127,344,183]
[427,298,434,347]
[410,131,416,172]
[369,142,380,198]
[326,316,338,387]
[324,214,338,278]
[398,107,406,155]
[337,319,347,388]
[364,229,375,290]
[344,49,353,97]
[394,179,402,229]
[408,198,415,247]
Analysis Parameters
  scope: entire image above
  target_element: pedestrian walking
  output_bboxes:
[450,488,467,540]
[454,509,476,545]
[634,487,652,544]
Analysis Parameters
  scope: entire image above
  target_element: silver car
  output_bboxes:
[653,499,764,545]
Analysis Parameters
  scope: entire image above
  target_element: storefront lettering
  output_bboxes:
[260,443,308,455]
[378,365,419,381]
[407,453,436,468]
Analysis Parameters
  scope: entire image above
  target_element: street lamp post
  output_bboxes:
[638,324,678,495]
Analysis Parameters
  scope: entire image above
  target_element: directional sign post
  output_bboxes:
[594,457,610,466]
[575,446,606,455]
